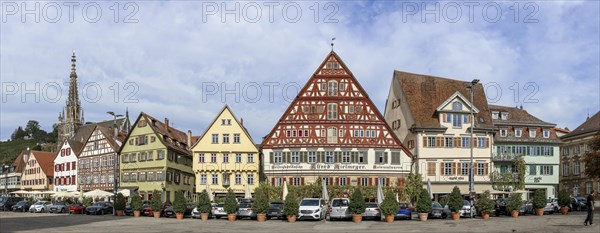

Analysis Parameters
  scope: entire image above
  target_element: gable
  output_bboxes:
[436,91,479,113]
[192,105,257,152]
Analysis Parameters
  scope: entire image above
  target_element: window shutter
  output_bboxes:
[455,137,460,148]
[357,178,361,186]
[474,138,478,147]
[386,177,390,187]
[329,177,333,186]
[423,137,427,147]
[475,163,479,176]
[346,176,350,186]
[485,163,489,175]
[271,177,275,185]
[301,177,305,185]
[442,113,447,122]
[485,138,490,148]
[452,162,457,175]
[270,153,274,164]
[289,177,293,185]
[352,152,358,163]
[440,162,444,175]
[364,152,368,164]
[335,152,341,163]
[368,178,373,186]
[300,152,306,163]
[383,153,388,164]
[437,137,443,148]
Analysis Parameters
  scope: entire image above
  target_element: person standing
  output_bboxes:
[584,190,595,226]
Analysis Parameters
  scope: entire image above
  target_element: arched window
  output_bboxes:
[452,102,462,110]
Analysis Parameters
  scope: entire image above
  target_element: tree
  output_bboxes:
[506,193,522,212]
[224,189,239,214]
[584,132,600,179]
[114,193,126,211]
[380,190,399,216]
[151,190,162,213]
[491,156,526,191]
[131,191,143,211]
[25,120,41,136]
[253,183,269,214]
[173,191,187,214]
[349,187,365,215]
[558,188,570,208]
[448,186,463,213]
[10,126,27,140]
[415,189,432,213]
[283,191,299,216]
[405,173,423,205]
[475,190,494,214]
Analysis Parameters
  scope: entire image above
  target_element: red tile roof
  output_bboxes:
[31,150,57,177]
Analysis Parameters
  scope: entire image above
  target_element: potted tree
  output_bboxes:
[558,188,570,215]
[151,190,162,218]
[475,190,494,219]
[114,193,126,216]
[173,191,187,220]
[416,188,432,221]
[283,191,299,223]
[349,187,365,223]
[380,191,398,223]
[197,190,212,221]
[448,186,463,220]
[506,193,522,218]
[82,197,93,208]
[224,189,239,221]
[131,191,143,217]
[253,183,269,222]
[532,189,546,216]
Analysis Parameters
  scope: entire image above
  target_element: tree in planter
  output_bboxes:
[448,186,463,219]
[114,193,126,216]
[224,188,239,221]
[405,173,423,206]
[253,183,269,221]
[173,191,187,219]
[416,189,432,216]
[506,193,522,217]
[82,197,93,207]
[475,191,494,219]
[558,188,570,214]
[349,187,365,222]
[283,191,299,222]
[532,189,546,215]
[131,191,143,216]
[380,191,399,222]
[197,190,212,220]
[151,190,162,218]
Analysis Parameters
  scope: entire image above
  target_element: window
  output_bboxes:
[327,103,338,120]
[233,133,240,143]
[492,111,499,119]
[543,130,550,138]
[291,152,299,163]
[157,150,165,160]
[274,152,282,164]
[452,102,462,110]
[235,174,242,185]
[586,182,593,195]
[292,177,301,186]
[515,129,522,137]
[444,162,452,176]
[500,129,507,137]
[574,161,580,175]
[444,137,453,148]
[452,114,462,128]
[529,130,536,138]
[308,152,316,163]
[461,161,469,176]
[339,177,347,186]
[461,137,470,148]
[500,165,509,173]
[100,175,106,183]
[477,161,485,176]
[328,81,338,96]
[247,174,254,185]
[426,137,436,147]
[223,154,229,163]
[325,152,334,163]
[342,152,351,163]
[327,127,338,143]
[562,162,569,176]
[122,173,129,182]
[540,165,553,175]
[212,174,218,185]
[210,154,217,163]
[156,171,163,181]
[501,112,508,120]
[200,174,207,185]
[222,173,230,186]
[222,134,230,144]
[211,134,218,144]
[93,158,99,167]
[129,153,136,162]
[198,154,205,163]
[273,177,283,186]
[529,165,537,175]
[376,151,386,164]
[93,175,99,184]
[147,172,154,181]
[139,172,146,182]
[247,154,254,163]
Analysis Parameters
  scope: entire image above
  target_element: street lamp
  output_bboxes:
[467,79,479,218]
[107,111,123,216]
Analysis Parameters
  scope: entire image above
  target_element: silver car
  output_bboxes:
[329,198,351,220]
[362,202,380,220]
[237,202,256,219]
[48,201,69,214]
[459,200,476,217]
[211,203,227,219]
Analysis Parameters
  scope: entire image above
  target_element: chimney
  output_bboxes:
[165,118,169,131]
[240,118,244,126]
[187,130,192,146]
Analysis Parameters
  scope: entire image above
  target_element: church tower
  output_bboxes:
[57,51,84,145]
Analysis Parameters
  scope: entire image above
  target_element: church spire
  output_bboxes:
[71,50,77,74]
[57,51,84,147]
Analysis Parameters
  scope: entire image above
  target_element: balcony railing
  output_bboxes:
[492,153,518,161]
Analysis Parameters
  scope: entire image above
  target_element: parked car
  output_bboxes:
[521,200,534,215]
[212,203,227,219]
[141,206,155,217]
[267,202,284,220]
[459,200,476,217]
[191,204,216,219]
[85,202,113,215]
[395,202,412,220]
[125,201,150,216]
[429,201,451,219]
[12,200,31,212]
[29,201,51,213]
[494,198,510,216]
[163,203,194,218]
[0,197,21,211]
[48,201,69,213]
[69,203,86,214]
[298,198,327,220]
[544,198,557,214]
[363,202,381,220]
[329,198,351,221]
[237,202,256,219]
[571,197,587,211]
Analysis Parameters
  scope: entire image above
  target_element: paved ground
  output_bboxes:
[0,211,599,233]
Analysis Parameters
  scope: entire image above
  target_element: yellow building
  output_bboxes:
[192,105,259,197]
[20,149,56,191]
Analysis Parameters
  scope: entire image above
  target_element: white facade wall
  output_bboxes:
[53,141,79,192]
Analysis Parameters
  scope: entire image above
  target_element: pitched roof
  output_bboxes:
[562,111,600,139]
[12,150,27,173]
[489,105,561,144]
[125,112,192,156]
[71,118,126,144]
[65,139,85,156]
[392,70,493,129]
[95,125,125,152]
[488,105,555,126]
[31,150,57,177]
[192,105,257,149]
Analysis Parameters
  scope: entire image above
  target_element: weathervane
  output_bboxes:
[331,37,336,51]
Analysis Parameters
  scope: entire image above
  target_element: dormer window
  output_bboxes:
[328,81,338,96]
[515,128,522,137]
[501,112,508,120]
[543,130,550,138]
[500,129,507,137]
[452,102,463,110]
[529,130,536,138]
[492,111,499,119]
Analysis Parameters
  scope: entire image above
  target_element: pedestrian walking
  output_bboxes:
[584,190,595,226]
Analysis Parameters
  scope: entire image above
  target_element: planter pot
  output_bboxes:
[176,213,184,220]
[511,210,519,218]
[535,208,544,216]
[227,214,237,221]
[133,211,141,217]
[418,213,428,221]
[352,214,363,223]
[451,212,460,220]
[153,212,161,218]
[257,214,266,222]
[385,215,394,223]
[560,207,569,215]
[481,213,490,220]
[201,213,209,221]
[116,210,124,216]
[287,215,297,223]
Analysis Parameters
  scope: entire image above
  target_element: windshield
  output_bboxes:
[463,200,470,206]
[34,201,45,205]
[399,203,409,208]
[300,199,320,206]
[269,203,282,208]
[432,202,442,208]
[55,202,65,205]
[17,201,26,205]
[239,203,252,208]
[216,203,224,207]
[331,199,348,207]
[93,202,104,206]
[366,203,379,208]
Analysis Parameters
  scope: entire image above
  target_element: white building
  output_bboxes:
[53,139,84,192]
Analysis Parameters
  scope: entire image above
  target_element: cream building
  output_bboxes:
[192,105,259,197]
[20,150,56,191]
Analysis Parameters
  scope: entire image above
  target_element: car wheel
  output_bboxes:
[216,216,221,219]
[61,208,66,213]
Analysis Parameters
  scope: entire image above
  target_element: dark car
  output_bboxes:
[267,202,284,220]
[0,197,21,211]
[571,197,587,211]
[125,201,150,216]
[11,200,31,212]
[494,198,509,216]
[163,203,194,218]
[429,201,451,219]
[85,202,114,215]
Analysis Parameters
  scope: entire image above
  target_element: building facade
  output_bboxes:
[262,51,412,188]
[192,106,259,197]
[489,105,561,199]
[78,125,124,192]
[384,71,494,198]
[20,150,56,191]
[53,139,84,192]
[560,111,600,200]
[57,51,84,146]
[119,113,195,202]
[0,150,26,195]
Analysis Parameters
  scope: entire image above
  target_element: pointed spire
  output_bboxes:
[71,50,77,74]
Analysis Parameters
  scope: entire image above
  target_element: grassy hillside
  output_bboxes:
[0,139,53,165]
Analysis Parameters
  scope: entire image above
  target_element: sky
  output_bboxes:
[1,0,599,142]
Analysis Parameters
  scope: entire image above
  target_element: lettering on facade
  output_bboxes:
[448,177,466,180]
[533,177,542,183]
